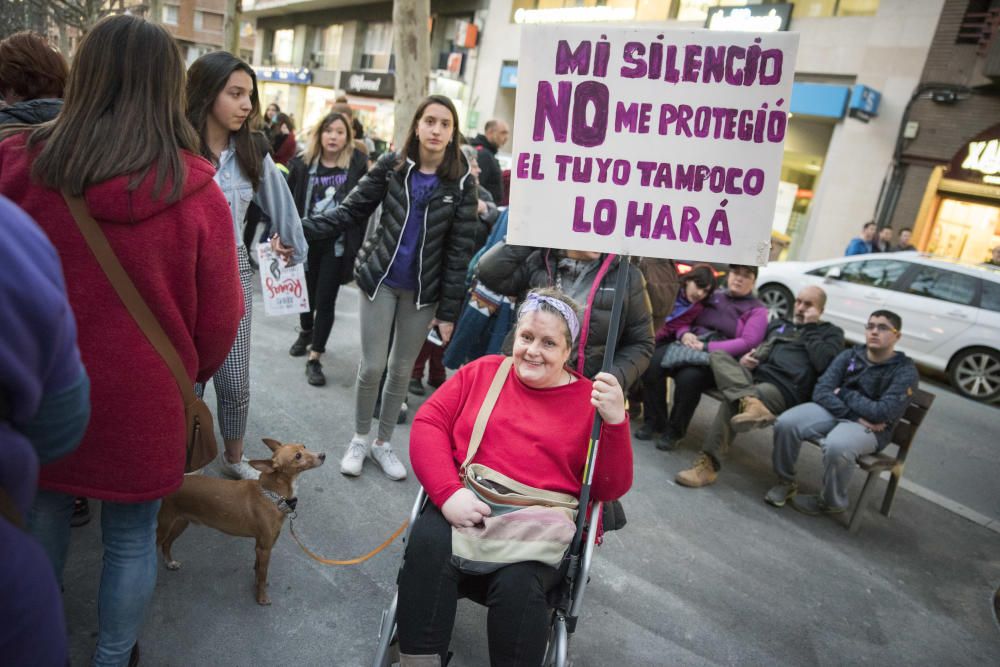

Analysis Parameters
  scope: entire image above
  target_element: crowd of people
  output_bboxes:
[2,16,925,667]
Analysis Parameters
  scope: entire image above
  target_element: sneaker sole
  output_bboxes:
[764,490,796,508]
[307,377,326,386]
[340,465,363,477]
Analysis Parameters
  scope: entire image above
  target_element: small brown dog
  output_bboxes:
[156,438,325,605]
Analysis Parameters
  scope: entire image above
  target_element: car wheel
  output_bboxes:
[948,348,1000,402]
[758,284,793,321]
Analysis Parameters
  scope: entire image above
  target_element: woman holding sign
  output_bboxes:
[187,52,307,480]
[303,95,478,481]
[285,111,368,387]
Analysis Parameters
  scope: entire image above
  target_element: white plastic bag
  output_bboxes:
[256,243,310,316]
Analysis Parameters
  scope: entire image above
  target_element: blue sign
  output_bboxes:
[255,67,313,85]
[848,84,882,122]
[499,64,518,89]
[789,82,850,119]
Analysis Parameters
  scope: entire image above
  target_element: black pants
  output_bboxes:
[641,344,716,438]
[397,503,560,666]
[299,239,345,354]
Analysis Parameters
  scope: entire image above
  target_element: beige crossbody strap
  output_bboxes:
[62,193,197,406]
[460,356,514,475]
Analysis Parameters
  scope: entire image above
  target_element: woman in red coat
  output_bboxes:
[0,16,242,665]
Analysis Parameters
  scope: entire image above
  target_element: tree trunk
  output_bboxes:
[391,0,430,152]
[223,0,240,56]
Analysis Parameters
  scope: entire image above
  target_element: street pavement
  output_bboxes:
[60,283,1000,666]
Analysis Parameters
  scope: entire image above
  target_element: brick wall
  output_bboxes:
[902,0,1000,164]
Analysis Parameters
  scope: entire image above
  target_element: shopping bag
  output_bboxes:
[256,243,310,316]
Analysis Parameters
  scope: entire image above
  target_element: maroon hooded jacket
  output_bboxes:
[0,133,243,502]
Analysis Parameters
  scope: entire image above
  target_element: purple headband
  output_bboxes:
[519,293,580,343]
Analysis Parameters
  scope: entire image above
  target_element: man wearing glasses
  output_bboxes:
[763,310,919,516]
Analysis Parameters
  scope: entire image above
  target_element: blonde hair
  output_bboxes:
[303,112,353,168]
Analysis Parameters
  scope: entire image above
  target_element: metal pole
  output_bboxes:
[569,255,629,557]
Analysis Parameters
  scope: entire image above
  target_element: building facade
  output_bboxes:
[242,0,486,150]
[161,0,255,65]
[885,0,1000,265]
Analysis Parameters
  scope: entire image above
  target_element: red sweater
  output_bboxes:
[0,134,243,502]
[411,355,634,509]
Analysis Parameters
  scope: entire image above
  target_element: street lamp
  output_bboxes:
[872,82,972,232]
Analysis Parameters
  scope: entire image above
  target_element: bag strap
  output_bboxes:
[62,193,196,406]
[459,356,513,476]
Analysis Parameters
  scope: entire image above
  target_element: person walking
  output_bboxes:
[187,51,308,480]
[303,94,478,481]
[285,111,368,386]
[0,15,243,665]
[845,222,876,255]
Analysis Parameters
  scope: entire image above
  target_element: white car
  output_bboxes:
[755,252,1000,402]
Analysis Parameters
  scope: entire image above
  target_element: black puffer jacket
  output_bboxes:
[302,152,478,322]
[0,99,62,126]
[477,243,654,390]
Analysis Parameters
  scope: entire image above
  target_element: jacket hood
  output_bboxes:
[83,151,219,224]
[850,344,909,367]
[0,98,63,126]
[471,134,498,153]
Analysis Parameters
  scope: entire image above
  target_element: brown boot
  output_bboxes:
[730,396,776,433]
[675,454,718,488]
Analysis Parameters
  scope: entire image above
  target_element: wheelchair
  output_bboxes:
[371,487,604,667]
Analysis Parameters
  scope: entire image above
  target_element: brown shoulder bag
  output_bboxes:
[63,194,218,472]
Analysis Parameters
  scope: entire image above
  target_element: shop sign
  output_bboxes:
[508,25,799,266]
[339,70,395,98]
[256,66,312,84]
[848,84,881,122]
[706,4,793,32]
[948,123,1000,186]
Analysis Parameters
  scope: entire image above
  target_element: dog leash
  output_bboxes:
[288,518,409,566]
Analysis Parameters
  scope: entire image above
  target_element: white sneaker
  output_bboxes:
[219,454,261,480]
[340,437,370,477]
[370,442,407,481]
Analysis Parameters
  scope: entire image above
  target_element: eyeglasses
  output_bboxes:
[864,323,898,334]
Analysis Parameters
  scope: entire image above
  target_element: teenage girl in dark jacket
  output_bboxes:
[286,111,368,386]
[302,94,478,481]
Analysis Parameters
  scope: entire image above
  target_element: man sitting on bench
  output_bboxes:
[676,286,844,487]
[764,309,919,516]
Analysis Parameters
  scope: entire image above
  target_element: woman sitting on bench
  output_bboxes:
[397,288,634,667]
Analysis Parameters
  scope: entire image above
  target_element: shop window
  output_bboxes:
[272,29,295,67]
[162,4,179,25]
[194,11,223,33]
[981,280,1000,313]
[906,267,978,306]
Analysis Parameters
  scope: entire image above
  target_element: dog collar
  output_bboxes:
[260,487,298,515]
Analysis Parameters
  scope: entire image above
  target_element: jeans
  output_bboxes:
[299,238,346,354]
[772,402,879,509]
[397,503,560,666]
[28,490,162,667]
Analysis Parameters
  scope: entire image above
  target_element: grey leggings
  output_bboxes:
[356,285,436,442]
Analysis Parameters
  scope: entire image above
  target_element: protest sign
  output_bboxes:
[256,243,310,316]
[508,26,799,265]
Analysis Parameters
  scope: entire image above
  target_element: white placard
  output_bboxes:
[508,26,799,266]
[256,243,310,316]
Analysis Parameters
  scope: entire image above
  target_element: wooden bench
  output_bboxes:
[694,386,935,533]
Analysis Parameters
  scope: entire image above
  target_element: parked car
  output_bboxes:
[756,252,1000,402]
